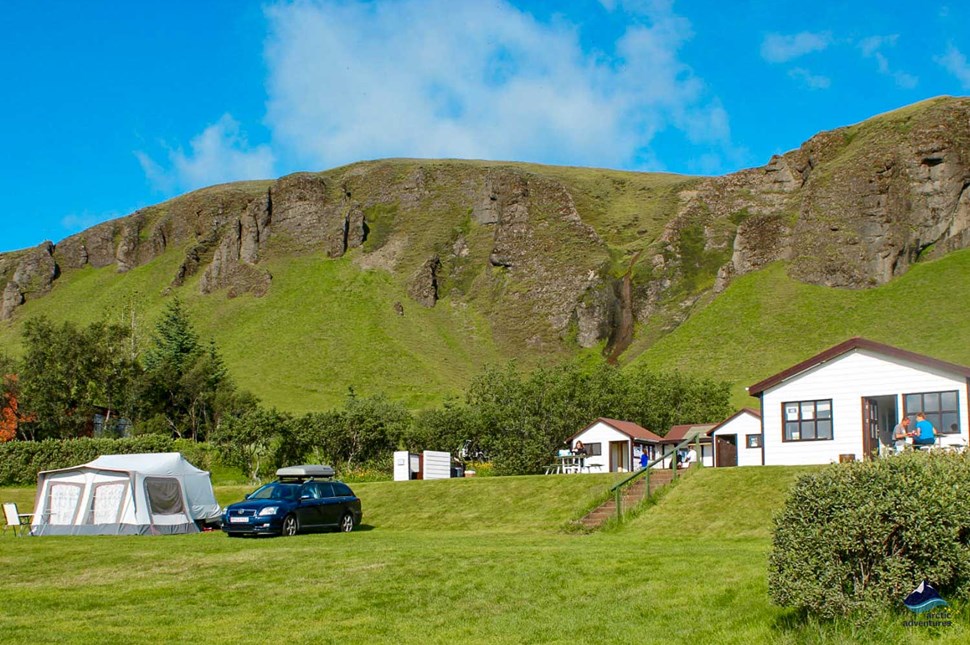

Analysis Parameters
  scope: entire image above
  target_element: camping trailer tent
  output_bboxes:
[32,453,222,536]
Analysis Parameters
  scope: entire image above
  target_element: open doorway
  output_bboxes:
[862,395,898,460]
[609,441,629,472]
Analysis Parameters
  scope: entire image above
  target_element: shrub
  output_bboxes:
[768,451,970,619]
[0,437,220,486]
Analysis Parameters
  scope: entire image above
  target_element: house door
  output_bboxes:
[715,435,738,467]
[608,441,628,472]
[862,398,880,460]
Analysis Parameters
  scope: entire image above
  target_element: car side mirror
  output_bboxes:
[244,493,252,500]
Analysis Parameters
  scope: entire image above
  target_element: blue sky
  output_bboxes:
[2,0,969,252]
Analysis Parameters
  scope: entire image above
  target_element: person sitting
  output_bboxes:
[913,412,938,450]
[892,417,912,454]
[573,441,587,456]
[683,447,698,468]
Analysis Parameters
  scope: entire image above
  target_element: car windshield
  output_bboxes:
[248,483,301,501]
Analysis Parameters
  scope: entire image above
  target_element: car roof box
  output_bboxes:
[276,464,335,480]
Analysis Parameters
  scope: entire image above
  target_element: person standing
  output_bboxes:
[639,447,650,470]
[892,416,912,454]
[913,412,938,449]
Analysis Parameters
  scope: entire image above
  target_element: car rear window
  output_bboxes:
[333,482,353,497]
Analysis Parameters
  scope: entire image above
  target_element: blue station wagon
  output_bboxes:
[222,465,362,537]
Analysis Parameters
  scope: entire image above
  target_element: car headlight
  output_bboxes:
[258,507,279,517]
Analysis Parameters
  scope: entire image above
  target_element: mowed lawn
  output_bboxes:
[2,468,968,644]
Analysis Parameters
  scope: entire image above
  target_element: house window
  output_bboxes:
[585,442,602,456]
[746,434,762,449]
[904,390,960,435]
[782,399,833,442]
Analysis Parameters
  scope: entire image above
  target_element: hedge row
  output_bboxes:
[0,438,218,486]
[769,450,970,618]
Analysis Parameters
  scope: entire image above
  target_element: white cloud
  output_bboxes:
[858,35,918,89]
[936,44,970,88]
[136,114,275,193]
[788,68,831,90]
[858,34,897,58]
[262,0,736,173]
[760,32,831,63]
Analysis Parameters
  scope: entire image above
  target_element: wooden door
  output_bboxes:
[862,398,879,460]
[715,435,738,467]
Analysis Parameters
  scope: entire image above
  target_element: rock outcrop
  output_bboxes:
[1,242,58,319]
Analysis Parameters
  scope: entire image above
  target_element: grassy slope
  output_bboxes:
[627,248,970,409]
[0,247,503,412]
[0,161,693,411]
[3,142,970,414]
[3,466,965,643]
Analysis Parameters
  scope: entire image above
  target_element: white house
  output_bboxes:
[707,408,763,467]
[566,418,663,473]
[748,337,970,466]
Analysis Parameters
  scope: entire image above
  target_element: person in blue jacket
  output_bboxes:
[913,412,938,449]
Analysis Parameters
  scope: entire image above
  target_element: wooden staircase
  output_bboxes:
[579,469,676,529]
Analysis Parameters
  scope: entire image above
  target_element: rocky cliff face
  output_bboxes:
[3,97,970,359]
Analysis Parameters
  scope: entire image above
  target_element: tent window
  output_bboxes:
[145,477,185,515]
[48,483,83,525]
[91,482,126,524]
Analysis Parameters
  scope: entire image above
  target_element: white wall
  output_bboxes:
[711,412,763,467]
[700,443,714,467]
[572,422,629,472]
[393,451,411,481]
[422,451,452,479]
[761,350,970,466]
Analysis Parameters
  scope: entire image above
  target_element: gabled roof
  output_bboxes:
[568,417,663,443]
[662,423,717,443]
[706,408,761,436]
[747,337,970,397]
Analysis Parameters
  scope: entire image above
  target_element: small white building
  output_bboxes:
[658,424,716,468]
[748,337,970,466]
[707,408,763,467]
[566,418,663,473]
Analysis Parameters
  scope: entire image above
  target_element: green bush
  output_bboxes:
[768,451,970,619]
[0,437,220,486]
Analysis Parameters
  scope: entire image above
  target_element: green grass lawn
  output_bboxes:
[2,466,966,643]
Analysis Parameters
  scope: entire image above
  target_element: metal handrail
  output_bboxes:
[608,436,700,520]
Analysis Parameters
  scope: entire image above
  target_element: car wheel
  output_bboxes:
[338,512,354,533]
[282,514,299,537]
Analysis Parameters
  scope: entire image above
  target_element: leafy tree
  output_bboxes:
[339,389,412,469]
[0,374,24,442]
[462,361,732,475]
[210,407,293,483]
[17,317,139,440]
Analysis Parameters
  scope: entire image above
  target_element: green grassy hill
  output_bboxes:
[0,160,696,412]
[627,248,970,408]
[5,239,970,413]
[3,99,970,414]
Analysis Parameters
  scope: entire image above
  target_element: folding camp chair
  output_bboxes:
[3,502,32,537]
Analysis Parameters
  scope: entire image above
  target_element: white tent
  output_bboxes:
[31,452,222,536]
